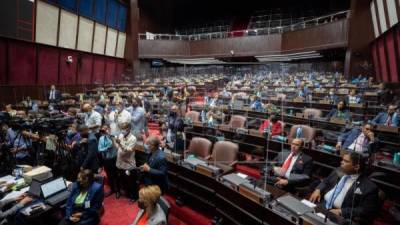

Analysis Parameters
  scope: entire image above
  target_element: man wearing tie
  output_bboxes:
[371,104,399,127]
[336,123,377,155]
[309,152,379,224]
[271,138,313,191]
[47,85,61,103]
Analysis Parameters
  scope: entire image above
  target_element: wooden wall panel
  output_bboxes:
[36,1,59,46]
[77,17,94,52]
[116,32,126,58]
[281,20,348,52]
[93,23,107,54]
[105,28,118,56]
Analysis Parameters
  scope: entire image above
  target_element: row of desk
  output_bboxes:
[183,123,400,202]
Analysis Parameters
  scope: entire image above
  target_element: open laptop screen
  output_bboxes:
[41,178,66,198]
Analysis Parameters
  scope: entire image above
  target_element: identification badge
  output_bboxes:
[85,201,90,208]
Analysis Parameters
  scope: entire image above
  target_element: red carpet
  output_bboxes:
[99,124,212,225]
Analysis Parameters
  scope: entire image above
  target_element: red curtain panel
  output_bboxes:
[104,58,116,84]
[377,39,389,82]
[92,55,106,84]
[0,39,7,85]
[59,50,78,85]
[8,40,36,85]
[77,53,93,85]
[37,46,59,85]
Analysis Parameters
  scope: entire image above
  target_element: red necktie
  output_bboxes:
[281,153,294,173]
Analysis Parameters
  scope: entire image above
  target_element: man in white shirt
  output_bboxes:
[336,123,376,155]
[106,101,131,137]
[47,84,60,102]
[127,98,146,139]
[270,138,313,191]
[309,152,379,223]
[114,123,138,200]
[82,103,102,135]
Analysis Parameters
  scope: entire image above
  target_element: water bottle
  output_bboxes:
[296,127,303,138]
[201,110,206,123]
[394,152,400,166]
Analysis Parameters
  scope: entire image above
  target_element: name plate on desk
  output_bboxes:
[376,125,399,133]
[239,182,271,205]
[195,164,221,177]
[243,107,252,111]
[365,92,378,96]
[319,100,330,104]
[330,118,346,125]
[218,124,231,131]
[349,103,363,108]
[295,113,304,118]
[293,97,304,103]
[193,121,203,127]
[270,97,279,101]
[249,129,264,137]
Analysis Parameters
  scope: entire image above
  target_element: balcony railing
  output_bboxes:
[139,10,349,41]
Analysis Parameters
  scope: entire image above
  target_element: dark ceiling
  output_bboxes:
[139,0,350,29]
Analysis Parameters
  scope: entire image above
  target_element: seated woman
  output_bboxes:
[130,185,167,225]
[59,169,104,225]
[258,114,282,136]
[325,100,351,121]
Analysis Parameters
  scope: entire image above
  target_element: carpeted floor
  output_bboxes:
[99,123,211,225]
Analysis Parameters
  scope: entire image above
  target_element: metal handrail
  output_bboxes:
[139,10,349,41]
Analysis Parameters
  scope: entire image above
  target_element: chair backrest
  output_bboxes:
[185,111,200,122]
[229,115,246,129]
[303,108,323,119]
[288,125,315,144]
[187,137,212,159]
[211,141,238,165]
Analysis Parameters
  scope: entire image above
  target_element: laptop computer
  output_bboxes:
[276,195,314,216]
[40,177,70,206]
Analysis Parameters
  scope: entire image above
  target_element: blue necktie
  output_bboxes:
[325,175,350,209]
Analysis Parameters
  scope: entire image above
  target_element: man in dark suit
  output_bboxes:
[77,125,99,174]
[336,123,377,155]
[47,84,61,103]
[309,152,380,224]
[270,138,313,191]
[371,104,399,127]
[325,100,351,122]
[140,136,168,193]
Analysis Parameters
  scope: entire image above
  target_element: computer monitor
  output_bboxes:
[28,179,42,197]
[40,178,66,198]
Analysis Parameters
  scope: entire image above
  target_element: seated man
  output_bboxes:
[309,152,380,224]
[269,138,313,191]
[59,169,104,225]
[206,105,225,125]
[325,100,351,122]
[325,88,339,105]
[371,104,399,127]
[336,123,377,155]
[258,114,282,136]
[346,89,362,104]
[140,136,168,194]
[250,96,263,111]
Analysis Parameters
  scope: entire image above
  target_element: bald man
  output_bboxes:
[82,103,102,134]
[270,138,313,191]
[141,136,168,193]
